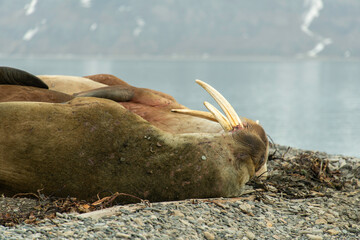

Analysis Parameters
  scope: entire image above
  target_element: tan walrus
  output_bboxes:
[37,75,107,95]
[0,68,268,202]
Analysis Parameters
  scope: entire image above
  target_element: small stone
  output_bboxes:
[133,217,144,226]
[171,210,185,217]
[116,233,132,238]
[30,233,42,239]
[239,203,252,212]
[179,219,191,226]
[204,231,215,240]
[278,218,287,224]
[267,185,278,192]
[327,209,340,218]
[266,220,273,228]
[197,217,205,224]
[201,155,207,160]
[324,213,335,223]
[63,231,74,237]
[246,231,256,240]
[349,227,360,233]
[314,218,327,225]
[307,234,323,240]
[327,229,340,235]
[40,227,53,231]
[14,229,25,234]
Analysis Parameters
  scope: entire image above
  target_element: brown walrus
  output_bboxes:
[0,67,71,102]
[0,68,268,202]
[0,66,48,89]
[0,85,73,103]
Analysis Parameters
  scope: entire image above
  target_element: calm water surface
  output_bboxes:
[2,58,360,157]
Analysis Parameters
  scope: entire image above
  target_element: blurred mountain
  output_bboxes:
[0,0,359,58]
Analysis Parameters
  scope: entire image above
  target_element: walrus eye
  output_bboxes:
[259,154,265,166]
[256,154,266,171]
[171,79,244,132]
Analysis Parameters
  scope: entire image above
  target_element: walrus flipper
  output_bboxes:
[0,66,48,89]
[74,86,134,102]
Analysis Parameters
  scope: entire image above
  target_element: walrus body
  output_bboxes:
[84,74,129,86]
[0,85,72,103]
[0,67,268,202]
[0,97,265,201]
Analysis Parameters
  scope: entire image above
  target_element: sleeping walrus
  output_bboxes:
[0,67,268,202]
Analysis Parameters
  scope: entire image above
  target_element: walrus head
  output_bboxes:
[172,80,269,178]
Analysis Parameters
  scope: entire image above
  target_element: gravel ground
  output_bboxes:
[1,144,359,240]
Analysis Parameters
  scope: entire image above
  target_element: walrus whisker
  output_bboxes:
[195,79,244,129]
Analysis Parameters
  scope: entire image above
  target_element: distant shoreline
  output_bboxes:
[1,54,359,62]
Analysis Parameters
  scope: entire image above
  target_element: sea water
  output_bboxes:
[2,58,359,157]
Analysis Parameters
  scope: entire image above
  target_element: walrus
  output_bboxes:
[0,66,48,89]
[0,68,131,103]
[0,69,268,202]
[0,85,73,103]
[0,67,72,103]
[37,75,107,95]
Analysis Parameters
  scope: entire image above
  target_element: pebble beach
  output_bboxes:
[1,145,359,239]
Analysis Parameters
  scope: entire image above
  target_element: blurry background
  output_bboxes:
[0,0,359,157]
[0,0,359,58]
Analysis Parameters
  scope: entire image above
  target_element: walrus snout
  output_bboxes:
[172,79,269,179]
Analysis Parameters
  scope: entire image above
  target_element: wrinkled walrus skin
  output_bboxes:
[0,85,73,103]
[0,97,267,202]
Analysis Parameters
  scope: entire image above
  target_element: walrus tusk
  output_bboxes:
[203,101,232,131]
[171,109,217,122]
[171,107,232,131]
[172,80,244,131]
[195,79,243,129]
